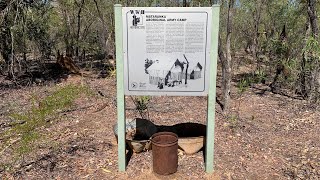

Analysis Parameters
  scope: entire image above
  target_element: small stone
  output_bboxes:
[178,149,184,156]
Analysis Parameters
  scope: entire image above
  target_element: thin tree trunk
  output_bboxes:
[22,9,27,69]
[222,0,234,112]
[301,22,311,98]
[8,6,19,79]
[307,0,318,37]
[9,28,14,79]
[218,35,227,109]
[0,14,12,73]
[307,0,319,102]
[76,0,85,58]
[93,0,108,57]
[252,1,264,70]
[218,35,226,82]
[61,7,74,57]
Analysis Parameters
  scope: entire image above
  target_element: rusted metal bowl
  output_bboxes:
[178,136,204,155]
[113,118,157,153]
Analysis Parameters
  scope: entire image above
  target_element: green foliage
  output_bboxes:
[1,0,54,59]
[108,66,116,78]
[131,96,151,119]
[304,36,320,60]
[270,38,289,57]
[302,36,320,79]
[237,78,250,94]
[255,69,267,84]
[283,58,299,84]
[17,132,39,155]
[302,36,320,101]
[133,96,150,112]
[233,78,249,128]
[227,115,238,129]
[2,84,90,156]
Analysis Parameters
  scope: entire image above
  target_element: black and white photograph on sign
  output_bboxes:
[145,54,203,90]
[123,7,212,95]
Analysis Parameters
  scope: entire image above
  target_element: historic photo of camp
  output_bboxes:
[123,7,212,96]
[145,54,203,90]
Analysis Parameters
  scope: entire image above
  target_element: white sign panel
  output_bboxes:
[123,7,212,96]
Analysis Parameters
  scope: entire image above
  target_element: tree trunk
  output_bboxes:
[307,0,318,37]
[307,0,319,102]
[0,14,12,69]
[300,22,311,98]
[222,0,234,113]
[76,0,85,58]
[94,0,108,57]
[61,7,74,57]
[252,1,264,70]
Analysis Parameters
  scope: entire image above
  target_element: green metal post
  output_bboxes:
[205,5,220,173]
[114,4,126,172]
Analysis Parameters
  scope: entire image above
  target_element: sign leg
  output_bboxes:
[114,4,126,172]
[205,5,220,173]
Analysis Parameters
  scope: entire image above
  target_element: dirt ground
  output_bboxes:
[0,69,319,179]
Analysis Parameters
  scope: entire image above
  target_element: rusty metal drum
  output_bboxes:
[151,132,178,175]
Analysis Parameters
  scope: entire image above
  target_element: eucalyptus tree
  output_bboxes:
[0,0,53,78]
[218,0,235,112]
[303,0,319,102]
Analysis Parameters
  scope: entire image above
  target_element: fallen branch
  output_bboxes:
[60,104,94,113]
[1,120,26,129]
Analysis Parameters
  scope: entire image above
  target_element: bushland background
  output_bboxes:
[0,0,319,179]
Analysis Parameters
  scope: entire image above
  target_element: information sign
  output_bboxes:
[115,5,220,173]
[123,7,212,96]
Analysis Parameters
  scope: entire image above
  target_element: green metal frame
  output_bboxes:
[114,4,126,172]
[114,4,220,173]
[205,5,220,173]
